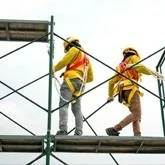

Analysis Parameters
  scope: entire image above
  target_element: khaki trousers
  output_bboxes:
[114,90,142,136]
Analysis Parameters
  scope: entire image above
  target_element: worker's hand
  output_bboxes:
[60,72,64,78]
[107,96,114,103]
[52,67,55,78]
[52,67,55,73]
[153,71,165,80]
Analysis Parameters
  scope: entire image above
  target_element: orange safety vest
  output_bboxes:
[116,56,139,81]
[64,51,89,97]
[114,56,143,107]
[66,51,89,74]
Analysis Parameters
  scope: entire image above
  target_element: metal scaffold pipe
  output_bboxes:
[46,15,54,165]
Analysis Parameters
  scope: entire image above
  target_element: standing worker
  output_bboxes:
[105,47,164,136]
[52,37,94,136]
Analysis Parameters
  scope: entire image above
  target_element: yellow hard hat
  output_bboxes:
[123,47,140,58]
[63,36,79,53]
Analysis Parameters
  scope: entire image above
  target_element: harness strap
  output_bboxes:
[127,69,139,81]
[64,53,88,98]
[125,85,143,107]
[65,77,75,94]
[67,55,89,71]
[65,76,83,97]
[127,86,137,107]
[67,60,85,71]
[117,56,139,81]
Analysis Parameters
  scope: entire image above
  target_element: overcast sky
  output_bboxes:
[0,0,165,164]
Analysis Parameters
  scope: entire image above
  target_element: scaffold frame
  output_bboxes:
[0,15,165,165]
[156,50,165,136]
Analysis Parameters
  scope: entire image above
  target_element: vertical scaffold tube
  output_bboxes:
[46,15,54,165]
[156,50,165,137]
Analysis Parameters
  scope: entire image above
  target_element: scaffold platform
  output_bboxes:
[0,135,44,153]
[53,136,165,154]
[0,19,49,42]
[0,16,165,165]
[0,135,165,154]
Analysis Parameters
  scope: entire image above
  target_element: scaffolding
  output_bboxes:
[156,49,165,136]
[0,15,165,165]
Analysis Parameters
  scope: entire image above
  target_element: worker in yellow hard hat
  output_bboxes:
[52,36,94,136]
[105,47,164,136]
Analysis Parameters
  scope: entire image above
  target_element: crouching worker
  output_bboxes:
[105,47,164,136]
[52,37,94,136]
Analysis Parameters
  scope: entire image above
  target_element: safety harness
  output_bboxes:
[114,55,143,107]
[64,51,89,97]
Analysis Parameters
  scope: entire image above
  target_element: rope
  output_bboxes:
[75,65,88,97]
[53,69,87,103]
[52,54,89,103]
[127,64,165,81]
[53,73,69,102]
[150,71,165,81]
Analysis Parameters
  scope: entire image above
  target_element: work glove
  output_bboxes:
[60,72,64,78]
[107,96,114,103]
[52,67,55,73]
[152,71,165,80]
[52,67,55,78]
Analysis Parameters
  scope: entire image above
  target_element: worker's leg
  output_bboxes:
[113,91,141,136]
[131,92,141,136]
[71,79,84,135]
[58,80,72,134]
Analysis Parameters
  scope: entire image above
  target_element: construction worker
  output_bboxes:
[105,47,164,136]
[52,37,94,136]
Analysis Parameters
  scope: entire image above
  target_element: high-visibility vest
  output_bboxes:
[66,51,88,74]
[114,56,143,107]
[64,51,89,97]
[116,56,139,82]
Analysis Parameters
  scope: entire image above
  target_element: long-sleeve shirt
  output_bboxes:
[108,55,156,97]
[53,47,94,83]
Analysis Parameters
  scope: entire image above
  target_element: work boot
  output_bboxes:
[56,130,67,136]
[134,134,141,136]
[105,127,120,136]
[74,130,83,136]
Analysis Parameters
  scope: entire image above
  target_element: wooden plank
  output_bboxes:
[0,135,45,153]
[0,135,165,154]
[0,19,49,42]
[55,144,165,153]
[54,136,165,146]
[53,136,165,154]
[1,145,42,152]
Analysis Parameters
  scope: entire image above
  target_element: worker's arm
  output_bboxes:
[108,73,120,97]
[128,55,164,79]
[52,47,79,72]
[129,55,156,75]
